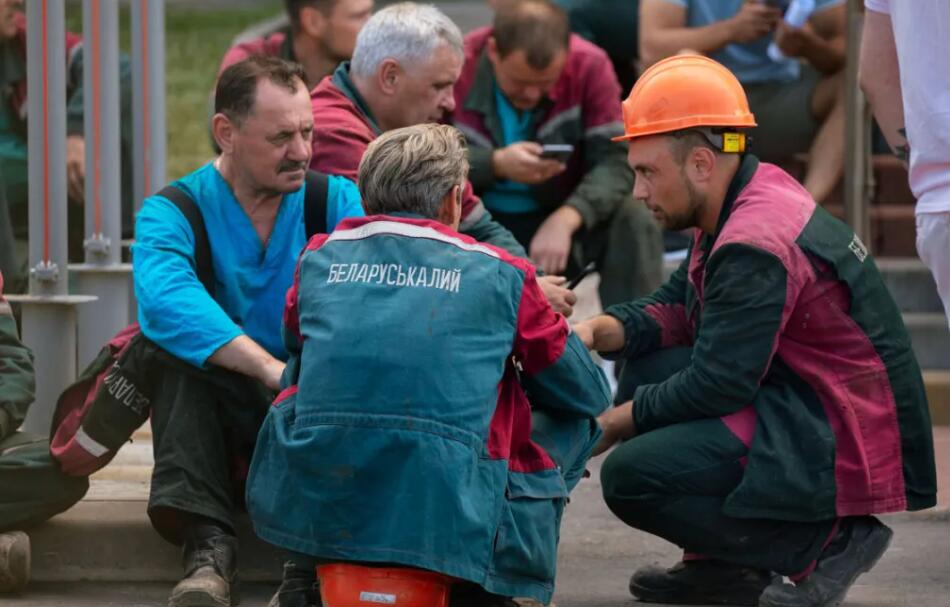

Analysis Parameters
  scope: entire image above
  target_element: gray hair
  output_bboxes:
[350,3,463,78]
[358,124,469,218]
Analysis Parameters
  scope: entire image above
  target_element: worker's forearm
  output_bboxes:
[591,315,627,353]
[859,11,908,159]
[641,21,735,66]
[208,334,284,389]
[801,34,846,75]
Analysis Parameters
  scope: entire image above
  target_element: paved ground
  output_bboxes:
[9,455,950,606]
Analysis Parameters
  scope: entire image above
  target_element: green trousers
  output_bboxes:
[0,432,88,532]
[602,347,836,576]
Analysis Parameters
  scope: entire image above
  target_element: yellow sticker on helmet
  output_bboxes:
[721,132,746,153]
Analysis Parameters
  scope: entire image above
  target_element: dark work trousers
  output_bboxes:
[147,356,273,545]
[601,347,836,576]
[491,196,662,309]
[0,432,89,532]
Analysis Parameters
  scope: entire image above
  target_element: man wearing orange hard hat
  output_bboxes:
[574,54,936,607]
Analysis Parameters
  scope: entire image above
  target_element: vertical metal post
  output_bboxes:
[131,0,166,210]
[72,0,133,368]
[16,0,95,434]
[844,0,872,247]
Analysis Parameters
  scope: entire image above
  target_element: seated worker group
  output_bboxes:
[640,0,847,204]
[309,2,580,316]
[132,56,365,607]
[450,0,662,307]
[246,123,610,607]
[575,55,936,607]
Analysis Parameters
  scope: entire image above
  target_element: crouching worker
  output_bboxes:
[574,55,937,607]
[247,124,610,606]
[0,272,88,594]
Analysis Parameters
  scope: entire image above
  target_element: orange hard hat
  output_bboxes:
[318,564,454,607]
[614,54,756,143]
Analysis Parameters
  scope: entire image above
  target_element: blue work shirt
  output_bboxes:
[661,0,842,84]
[481,83,539,214]
[133,162,364,367]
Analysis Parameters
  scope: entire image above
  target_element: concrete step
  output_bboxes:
[877,258,944,314]
[823,203,916,257]
[904,312,949,370]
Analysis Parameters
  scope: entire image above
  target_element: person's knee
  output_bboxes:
[600,440,653,506]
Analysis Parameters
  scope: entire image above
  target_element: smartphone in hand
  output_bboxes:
[539,143,574,162]
[567,261,597,289]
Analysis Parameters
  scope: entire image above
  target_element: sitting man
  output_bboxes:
[310,1,577,316]
[0,0,134,292]
[218,0,374,90]
[574,55,937,607]
[640,0,846,204]
[0,271,88,595]
[133,56,364,607]
[247,123,610,607]
[452,0,661,308]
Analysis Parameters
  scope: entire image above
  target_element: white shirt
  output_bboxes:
[865,0,950,214]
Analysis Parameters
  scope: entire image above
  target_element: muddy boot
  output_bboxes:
[758,516,893,607]
[267,555,321,607]
[0,531,30,594]
[168,521,239,607]
[629,559,774,605]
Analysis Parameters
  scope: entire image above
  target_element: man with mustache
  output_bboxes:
[132,56,364,607]
[574,55,936,607]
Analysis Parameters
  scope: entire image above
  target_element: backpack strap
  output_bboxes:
[303,170,330,238]
[157,184,215,296]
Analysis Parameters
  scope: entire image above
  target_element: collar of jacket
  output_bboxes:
[463,50,555,141]
[331,61,382,135]
[699,153,759,258]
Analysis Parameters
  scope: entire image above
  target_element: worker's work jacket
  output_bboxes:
[604,155,937,521]
[0,273,33,441]
[247,214,610,602]
[449,28,632,230]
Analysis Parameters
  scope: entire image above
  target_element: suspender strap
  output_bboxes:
[157,185,215,297]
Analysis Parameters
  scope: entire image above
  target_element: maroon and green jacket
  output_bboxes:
[449,28,631,230]
[603,155,937,521]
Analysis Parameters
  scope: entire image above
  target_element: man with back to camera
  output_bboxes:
[573,54,936,607]
[133,56,364,607]
[309,1,578,317]
[247,123,611,607]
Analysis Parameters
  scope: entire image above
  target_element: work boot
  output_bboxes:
[629,559,773,605]
[450,582,519,607]
[758,516,893,607]
[267,558,321,607]
[0,531,30,594]
[168,521,239,607]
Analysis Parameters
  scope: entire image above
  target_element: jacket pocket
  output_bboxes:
[491,469,567,586]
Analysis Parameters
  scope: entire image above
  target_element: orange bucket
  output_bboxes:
[317,563,455,607]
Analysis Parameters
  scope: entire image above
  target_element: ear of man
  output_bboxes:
[211,114,238,154]
[436,184,462,227]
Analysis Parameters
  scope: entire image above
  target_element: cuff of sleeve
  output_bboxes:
[66,116,84,138]
[565,198,595,231]
[631,385,655,434]
[467,146,498,194]
[596,309,634,361]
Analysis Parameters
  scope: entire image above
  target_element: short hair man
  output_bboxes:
[310,1,577,316]
[247,123,610,607]
[0,271,89,595]
[219,0,374,90]
[574,55,936,607]
[452,0,662,308]
[640,0,847,204]
[133,56,364,607]
[0,0,134,293]
[860,1,950,328]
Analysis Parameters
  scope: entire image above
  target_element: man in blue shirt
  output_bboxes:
[132,56,363,607]
[639,0,846,204]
